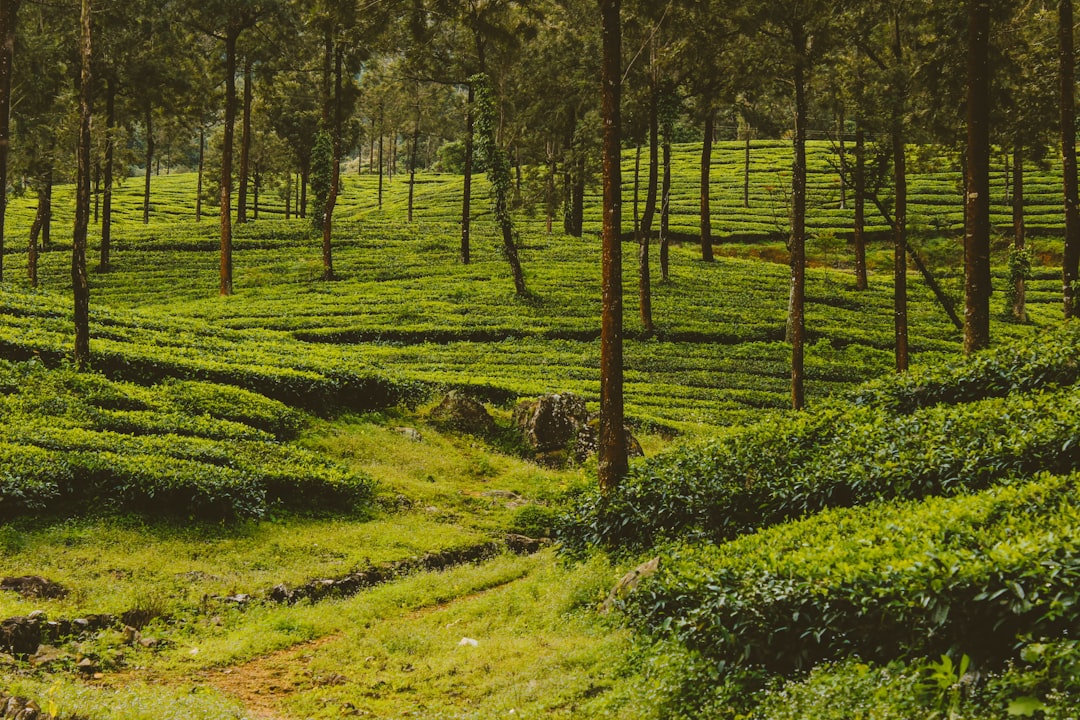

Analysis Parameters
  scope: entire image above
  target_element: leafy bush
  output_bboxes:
[560,383,1080,553]
[621,472,1080,675]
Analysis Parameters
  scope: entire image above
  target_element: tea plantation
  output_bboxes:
[0,142,1076,718]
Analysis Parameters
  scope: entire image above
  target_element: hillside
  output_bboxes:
[0,143,1074,718]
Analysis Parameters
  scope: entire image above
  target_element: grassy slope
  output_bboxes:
[0,140,1071,718]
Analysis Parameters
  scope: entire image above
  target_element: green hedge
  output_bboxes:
[622,472,1080,674]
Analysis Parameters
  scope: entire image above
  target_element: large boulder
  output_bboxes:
[513,392,589,453]
[428,391,495,436]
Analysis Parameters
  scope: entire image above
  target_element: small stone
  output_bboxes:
[76,657,100,674]
[394,427,423,442]
[138,637,159,649]
[458,637,479,647]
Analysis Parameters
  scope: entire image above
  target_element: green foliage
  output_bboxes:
[310,130,333,232]
[1003,243,1033,318]
[561,376,1080,554]
[0,359,371,520]
[621,472,1080,674]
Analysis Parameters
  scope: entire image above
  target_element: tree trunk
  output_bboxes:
[854,125,868,290]
[142,103,153,225]
[300,166,308,219]
[220,28,239,296]
[1061,0,1080,319]
[1013,143,1027,321]
[99,77,115,270]
[789,32,808,411]
[964,0,991,352]
[546,141,556,234]
[253,167,259,219]
[838,107,847,209]
[0,0,19,283]
[571,154,585,237]
[73,0,92,370]
[408,84,421,223]
[892,13,908,372]
[460,87,473,262]
[659,126,671,281]
[321,45,341,282]
[196,126,204,221]
[640,78,659,239]
[28,184,43,287]
[598,0,627,492]
[378,105,385,210]
[238,55,252,224]
[636,142,652,333]
[700,109,715,262]
[41,177,51,249]
[743,128,751,208]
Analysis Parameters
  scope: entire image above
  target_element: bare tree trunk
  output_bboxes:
[964,0,991,352]
[237,55,252,224]
[854,125,868,290]
[659,126,671,281]
[700,109,715,262]
[457,87,470,262]
[28,184,44,287]
[220,28,239,296]
[73,0,92,370]
[546,140,556,234]
[1013,143,1027,322]
[640,76,659,239]
[789,32,808,411]
[99,78,115,270]
[0,0,20,282]
[743,128,751,208]
[196,126,204,221]
[598,0,627,491]
[41,178,50,248]
[142,103,153,224]
[838,107,847,209]
[892,12,908,372]
[408,83,421,223]
[378,104,386,211]
[321,45,341,282]
[1061,0,1080,319]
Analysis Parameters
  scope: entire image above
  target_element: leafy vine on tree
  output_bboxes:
[309,130,333,234]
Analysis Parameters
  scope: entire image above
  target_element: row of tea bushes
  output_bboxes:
[0,359,371,520]
[621,471,1080,676]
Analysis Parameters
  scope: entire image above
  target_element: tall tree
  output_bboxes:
[0,0,19,283]
[1061,0,1080,319]
[964,0,991,352]
[73,0,93,370]
[598,0,626,491]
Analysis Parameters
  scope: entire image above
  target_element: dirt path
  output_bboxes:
[203,570,530,719]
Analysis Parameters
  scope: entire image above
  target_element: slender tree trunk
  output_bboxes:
[571,154,585,236]
[854,125,868,290]
[93,162,99,223]
[838,107,847,209]
[408,84,421,223]
[638,144,653,333]
[789,34,808,411]
[220,28,239,296]
[99,78,115,270]
[633,143,641,240]
[964,0,992,352]
[743,128,751,208]
[659,126,671,281]
[0,0,20,283]
[598,0,626,491]
[28,184,43,287]
[196,126,204,221]
[285,171,291,219]
[1061,0,1080,319]
[378,105,385,211]
[253,168,259,219]
[461,91,473,261]
[142,103,153,224]
[1013,143,1027,322]
[300,167,308,219]
[640,77,659,239]
[238,55,252,224]
[700,109,715,262]
[73,0,92,370]
[368,116,375,173]
[546,141,556,234]
[41,177,50,248]
[892,13,908,372]
[321,45,341,282]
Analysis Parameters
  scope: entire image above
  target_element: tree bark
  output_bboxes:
[1013,143,1027,322]
[637,142,653,333]
[196,126,204,221]
[1061,0,1080,319]
[408,84,421,223]
[570,154,585,236]
[743,128,751,208]
[640,77,659,239]
[238,55,252,224]
[99,77,115,270]
[220,28,239,296]
[73,0,92,370]
[321,45,341,282]
[854,125,868,290]
[789,30,808,411]
[892,12,908,372]
[964,0,992,352]
[142,102,153,224]
[28,182,44,287]
[659,124,671,281]
[700,109,715,262]
[598,0,627,491]
[0,0,20,283]
[457,85,470,262]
